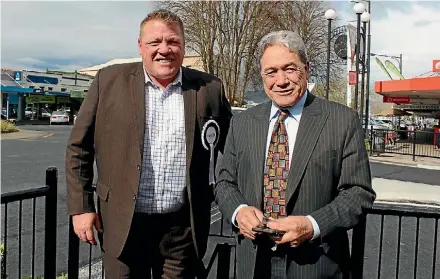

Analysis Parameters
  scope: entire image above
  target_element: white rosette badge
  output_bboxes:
[201,119,220,186]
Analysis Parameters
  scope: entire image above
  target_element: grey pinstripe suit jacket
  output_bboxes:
[215,93,376,278]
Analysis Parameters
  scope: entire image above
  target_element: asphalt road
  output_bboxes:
[1,125,439,278]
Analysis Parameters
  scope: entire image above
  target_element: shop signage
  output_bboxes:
[433,60,440,72]
[383,96,410,104]
[57,96,71,103]
[394,104,440,110]
[14,71,22,82]
[70,90,87,98]
[25,95,56,104]
[349,71,357,85]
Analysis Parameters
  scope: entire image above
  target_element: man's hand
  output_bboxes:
[235,206,264,239]
[266,216,314,247]
[72,213,103,246]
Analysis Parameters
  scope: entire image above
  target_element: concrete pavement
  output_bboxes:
[369,153,440,170]
[1,129,52,140]
[373,178,440,206]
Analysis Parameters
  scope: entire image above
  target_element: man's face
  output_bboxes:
[138,20,184,86]
[260,44,310,108]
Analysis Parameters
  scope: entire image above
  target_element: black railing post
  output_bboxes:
[44,167,58,279]
[68,216,80,279]
[351,218,367,279]
[216,243,232,279]
[369,125,374,156]
[412,130,417,161]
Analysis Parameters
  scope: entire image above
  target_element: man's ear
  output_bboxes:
[305,62,311,78]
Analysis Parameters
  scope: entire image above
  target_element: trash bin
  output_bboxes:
[373,130,385,153]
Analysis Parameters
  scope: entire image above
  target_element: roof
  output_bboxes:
[375,76,440,99]
[78,56,204,76]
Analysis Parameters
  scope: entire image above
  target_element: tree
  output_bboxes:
[161,1,345,105]
[161,1,276,105]
[271,1,345,85]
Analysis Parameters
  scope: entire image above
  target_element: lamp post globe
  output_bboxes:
[361,11,371,23]
[325,9,337,20]
[353,2,365,14]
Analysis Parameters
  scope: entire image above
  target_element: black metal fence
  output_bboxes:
[1,167,58,279]
[369,127,440,159]
[65,201,440,279]
[2,170,439,279]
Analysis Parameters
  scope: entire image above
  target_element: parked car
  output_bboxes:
[50,111,69,125]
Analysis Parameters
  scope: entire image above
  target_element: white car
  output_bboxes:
[50,111,69,125]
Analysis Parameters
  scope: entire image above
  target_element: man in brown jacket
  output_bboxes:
[66,10,231,279]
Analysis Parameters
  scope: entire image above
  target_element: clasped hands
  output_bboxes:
[235,206,314,247]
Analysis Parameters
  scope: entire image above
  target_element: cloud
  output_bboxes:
[334,1,440,85]
[1,1,158,71]
[370,3,440,79]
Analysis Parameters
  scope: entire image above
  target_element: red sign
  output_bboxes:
[383,96,410,104]
[349,71,357,85]
[433,60,440,72]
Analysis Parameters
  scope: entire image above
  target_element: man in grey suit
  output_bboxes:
[215,30,376,278]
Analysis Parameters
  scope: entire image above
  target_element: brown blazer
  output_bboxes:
[66,62,232,259]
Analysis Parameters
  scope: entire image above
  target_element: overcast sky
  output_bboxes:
[1,1,439,85]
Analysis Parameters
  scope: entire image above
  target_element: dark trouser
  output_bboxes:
[103,208,198,279]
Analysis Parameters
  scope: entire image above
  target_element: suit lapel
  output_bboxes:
[286,94,328,202]
[126,63,146,194]
[129,64,146,155]
[252,103,271,208]
[182,69,197,201]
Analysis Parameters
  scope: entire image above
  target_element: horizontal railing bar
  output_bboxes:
[369,202,440,218]
[1,186,49,204]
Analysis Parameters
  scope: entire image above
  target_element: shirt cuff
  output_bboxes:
[306,215,320,240]
[232,204,248,228]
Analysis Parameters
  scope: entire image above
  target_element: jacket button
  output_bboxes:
[133,195,137,200]
[137,165,141,170]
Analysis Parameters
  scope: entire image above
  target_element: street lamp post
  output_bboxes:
[364,1,372,135]
[353,2,365,111]
[359,11,370,126]
[325,9,337,100]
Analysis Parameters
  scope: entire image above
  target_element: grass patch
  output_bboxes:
[1,120,19,133]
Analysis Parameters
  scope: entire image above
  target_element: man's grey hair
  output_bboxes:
[257,30,308,65]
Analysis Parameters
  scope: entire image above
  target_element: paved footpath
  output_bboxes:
[369,153,440,170]
[1,129,52,140]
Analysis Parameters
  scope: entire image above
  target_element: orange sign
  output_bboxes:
[433,60,440,72]
[383,96,410,104]
[349,71,357,85]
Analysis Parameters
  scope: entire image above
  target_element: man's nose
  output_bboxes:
[275,71,289,86]
[157,43,171,54]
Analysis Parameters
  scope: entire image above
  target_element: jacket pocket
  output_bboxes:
[96,182,110,202]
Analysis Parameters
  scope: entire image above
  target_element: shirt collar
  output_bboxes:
[269,90,308,122]
[143,67,182,88]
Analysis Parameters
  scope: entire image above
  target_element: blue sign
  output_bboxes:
[14,71,22,82]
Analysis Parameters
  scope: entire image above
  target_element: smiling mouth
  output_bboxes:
[155,58,174,63]
[274,90,294,95]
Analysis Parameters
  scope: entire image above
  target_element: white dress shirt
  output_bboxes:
[231,91,321,240]
[135,68,187,214]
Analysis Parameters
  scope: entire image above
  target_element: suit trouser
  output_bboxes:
[103,209,198,279]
